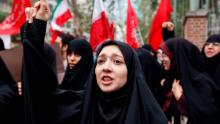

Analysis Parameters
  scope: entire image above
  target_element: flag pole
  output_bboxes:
[118,0,126,42]
[137,27,144,46]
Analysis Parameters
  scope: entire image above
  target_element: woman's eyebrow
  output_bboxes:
[111,54,124,59]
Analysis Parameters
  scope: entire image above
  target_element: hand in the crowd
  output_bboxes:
[25,0,50,22]
[162,21,175,31]
[17,82,22,96]
[25,7,36,23]
[160,78,166,86]
[34,0,50,21]
[172,79,183,101]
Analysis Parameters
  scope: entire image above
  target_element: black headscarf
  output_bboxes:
[136,48,164,102]
[80,40,167,124]
[202,34,220,89]
[142,44,154,52]
[160,38,220,124]
[60,39,93,90]
[59,33,75,46]
[0,57,18,123]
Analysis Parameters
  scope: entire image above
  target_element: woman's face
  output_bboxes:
[204,42,220,58]
[95,45,128,93]
[161,52,171,71]
[67,52,82,69]
[156,49,163,64]
[62,44,68,59]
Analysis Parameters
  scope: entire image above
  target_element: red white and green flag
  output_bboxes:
[50,0,72,44]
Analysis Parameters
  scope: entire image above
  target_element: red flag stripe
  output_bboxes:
[90,0,114,51]
[0,0,31,35]
[126,0,139,48]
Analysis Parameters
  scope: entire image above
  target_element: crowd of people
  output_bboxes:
[0,0,219,124]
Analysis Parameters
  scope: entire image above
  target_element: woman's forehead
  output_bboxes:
[98,45,123,56]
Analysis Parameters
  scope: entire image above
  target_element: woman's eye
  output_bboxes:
[97,59,105,64]
[114,60,122,65]
[75,54,80,57]
[213,42,220,46]
[204,43,211,46]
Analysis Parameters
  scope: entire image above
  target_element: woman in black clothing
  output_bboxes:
[0,57,18,124]
[202,34,220,91]
[80,40,168,124]
[136,48,164,102]
[0,38,5,51]
[21,1,84,123]
[60,38,93,90]
[159,37,220,124]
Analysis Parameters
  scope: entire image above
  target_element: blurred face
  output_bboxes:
[95,45,128,93]
[67,52,82,69]
[62,44,68,59]
[56,36,62,48]
[161,52,171,71]
[204,42,220,58]
[156,49,163,64]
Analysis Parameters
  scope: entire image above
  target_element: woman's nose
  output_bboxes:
[70,55,76,61]
[102,59,112,72]
[207,43,214,48]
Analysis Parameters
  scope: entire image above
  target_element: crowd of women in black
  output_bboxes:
[0,0,219,124]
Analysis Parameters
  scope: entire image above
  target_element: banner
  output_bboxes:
[0,0,31,35]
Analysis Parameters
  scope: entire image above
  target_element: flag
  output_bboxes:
[0,0,31,35]
[148,0,172,51]
[126,0,139,49]
[90,0,114,51]
[50,0,72,44]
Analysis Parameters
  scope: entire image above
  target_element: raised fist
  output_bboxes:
[162,21,175,31]
[25,0,50,22]
[34,0,51,21]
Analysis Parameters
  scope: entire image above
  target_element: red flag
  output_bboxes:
[126,0,139,49]
[90,0,114,51]
[148,0,172,51]
[0,0,31,35]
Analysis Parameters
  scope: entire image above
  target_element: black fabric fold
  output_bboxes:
[0,57,18,124]
[136,48,164,102]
